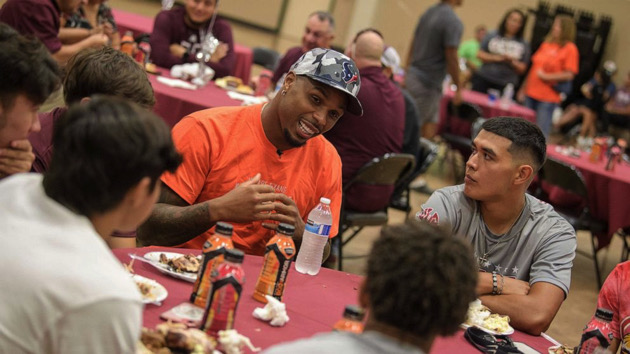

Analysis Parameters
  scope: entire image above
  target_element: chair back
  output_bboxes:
[417,138,439,175]
[471,117,487,139]
[540,157,589,200]
[253,47,280,71]
[344,153,415,192]
[444,101,483,136]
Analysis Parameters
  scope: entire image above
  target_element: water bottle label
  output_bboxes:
[305,220,331,236]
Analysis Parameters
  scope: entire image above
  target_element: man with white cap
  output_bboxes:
[139,48,362,257]
[325,29,404,213]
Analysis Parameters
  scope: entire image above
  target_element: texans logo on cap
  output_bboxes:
[342,62,358,84]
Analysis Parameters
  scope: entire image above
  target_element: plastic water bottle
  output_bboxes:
[576,308,614,354]
[501,83,514,109]
[295,198,332,275]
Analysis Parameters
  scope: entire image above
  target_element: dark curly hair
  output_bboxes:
[366,220,478,337]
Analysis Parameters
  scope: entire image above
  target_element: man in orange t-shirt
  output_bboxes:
[138,48,363,256]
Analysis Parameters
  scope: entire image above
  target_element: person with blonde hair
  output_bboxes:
[517,14,579,139]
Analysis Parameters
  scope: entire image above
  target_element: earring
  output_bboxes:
[281,90,287,96]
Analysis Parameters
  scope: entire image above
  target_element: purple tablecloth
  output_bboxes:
[112,8,253,83]
[147,69,241,127]
[114,247,556,353]
[546,145,630,248]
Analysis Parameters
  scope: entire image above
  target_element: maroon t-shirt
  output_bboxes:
[30,107,67,173]
[324,66,405,213]
[272,46,304,85]
[150,6,235,78]
[0,0,62,53]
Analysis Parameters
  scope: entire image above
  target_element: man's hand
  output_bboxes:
[501,276,530,295]
[170,43,187,58]
[210,42,228,63]
[208,173,278,224]
[88,33,108,48]
[262,194,306,241]
[0,139,35,178]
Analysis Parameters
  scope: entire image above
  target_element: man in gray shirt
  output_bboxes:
[405,0,463,139]
[266,221,477,354]
[417,117,576,335]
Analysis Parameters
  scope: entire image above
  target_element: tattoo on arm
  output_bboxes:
[137,183,216,246]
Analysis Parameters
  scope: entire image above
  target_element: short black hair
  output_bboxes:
[64,47,155,109]
[498,8,527,39]
[366,220,477,337]
[310,11,335,32]
[479,117,546,172]
[43,96,182,217]
[0,23,60,111]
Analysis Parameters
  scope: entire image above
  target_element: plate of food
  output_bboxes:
[142,252,201,283]
[462,299,514,336]
[133,274,168,304]
[548,345,574,354]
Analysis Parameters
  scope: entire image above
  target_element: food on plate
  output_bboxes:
[135,280,155,300]
[139,322,216,354]
[145,62,159,74]
[465,299,512,334]
[215,77,255,95]
[159,253,200,273]
[482,313,510,334]
[548,345,575,354]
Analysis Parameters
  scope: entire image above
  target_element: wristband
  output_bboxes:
[492,271,498,295]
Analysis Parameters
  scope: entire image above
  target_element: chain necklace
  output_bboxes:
[477,202,526,268]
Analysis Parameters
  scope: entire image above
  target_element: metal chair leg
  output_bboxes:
[591,233,602,289]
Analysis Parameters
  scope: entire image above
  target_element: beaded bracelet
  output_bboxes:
[492,271,498,295]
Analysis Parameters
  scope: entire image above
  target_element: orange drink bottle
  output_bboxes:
[199,249,245,337]
[190,222,234,308]
[332,305,365,333]
[253,223,296,303]
[120,30,135,57]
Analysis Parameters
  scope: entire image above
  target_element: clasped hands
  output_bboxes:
[208,173,305,240]
[0,139,36,179]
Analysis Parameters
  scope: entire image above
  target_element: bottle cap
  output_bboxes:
[215,222,233,236]
[343,305,365,321]
[320,197,331,205]
[224,249,244,263]
[277,223,295,236]
[595,308,613,322]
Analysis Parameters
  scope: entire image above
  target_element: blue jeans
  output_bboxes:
[525,96,557,139]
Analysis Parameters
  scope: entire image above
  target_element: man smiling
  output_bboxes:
[138,48,362,257]
[417,117,576,335]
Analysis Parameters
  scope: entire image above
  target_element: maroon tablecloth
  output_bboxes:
[148,69,241,127]
[113,247,556,353]
[546,145,630,248]
[439,89,537,137]
[112,8,253,83]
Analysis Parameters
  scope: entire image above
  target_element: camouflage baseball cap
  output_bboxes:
[289,48,363,116]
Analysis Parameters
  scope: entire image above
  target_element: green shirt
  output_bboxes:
[458,39,481,68]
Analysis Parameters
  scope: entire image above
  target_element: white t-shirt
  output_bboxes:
[418,185,576,296]
[0,174,142,354]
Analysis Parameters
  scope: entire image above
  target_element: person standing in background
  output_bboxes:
[405,0,464,140]
[518,14,578,139]
[471,9,530,94]
[458,24,486,76]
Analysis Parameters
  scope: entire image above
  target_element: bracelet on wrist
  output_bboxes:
[492,271,498,295]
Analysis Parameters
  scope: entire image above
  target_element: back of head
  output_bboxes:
[43,96,182,217]
[353,30,385,63]
[0,23,60,110]
[366,220,477,337]
[64,47,155,109]
[479,117,546,172]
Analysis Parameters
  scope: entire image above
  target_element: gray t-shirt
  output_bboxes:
[417,185,576,295]
[265,331,425,354]
[408,3,463,90]
[477,30,531,87]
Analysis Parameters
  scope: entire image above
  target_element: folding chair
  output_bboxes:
[440,101,483,183]
[538,157,607,288]
[252,47,280,71]
[336,153,415,270]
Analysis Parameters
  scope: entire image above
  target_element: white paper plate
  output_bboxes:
[133,274,168,304]
[461,322,515,336]
[143,252,198,283]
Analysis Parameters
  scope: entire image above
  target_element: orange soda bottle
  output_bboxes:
[190,222,234,308]
[120,30,135,57]
[253,223,296,303]
[333,305,365,333]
